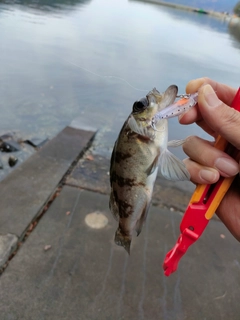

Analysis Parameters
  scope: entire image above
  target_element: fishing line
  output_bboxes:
[62,59,149,92]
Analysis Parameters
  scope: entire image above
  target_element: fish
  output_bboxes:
[109,85,190,254]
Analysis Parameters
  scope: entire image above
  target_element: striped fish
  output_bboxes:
[109,85,190,253]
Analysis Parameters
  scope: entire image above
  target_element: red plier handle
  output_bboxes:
[163,87,240,276]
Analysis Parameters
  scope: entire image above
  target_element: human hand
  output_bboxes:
[179,77,240,241]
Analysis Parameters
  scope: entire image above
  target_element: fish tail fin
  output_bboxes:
[114,228,131,255]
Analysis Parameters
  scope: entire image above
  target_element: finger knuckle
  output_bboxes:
[183,135,197,152]
[202,76,211,84]
[218,107,240,132]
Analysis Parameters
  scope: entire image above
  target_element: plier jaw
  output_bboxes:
[163,228,200,276]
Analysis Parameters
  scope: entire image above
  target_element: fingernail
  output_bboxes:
[199,169,218,182]
[215,157,239,176]
[203,85,221,108]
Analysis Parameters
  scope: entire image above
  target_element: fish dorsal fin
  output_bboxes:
[159,149,190,181]
[128,115,154,140]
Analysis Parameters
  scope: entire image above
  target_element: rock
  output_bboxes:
[0,133,14,141]
[0,140,21,152]
[8,156,18,167]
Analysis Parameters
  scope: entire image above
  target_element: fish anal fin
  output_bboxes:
[135,201,151,236]
[159,149,190,181]
[109,141,118,187]
[109,191,119,221]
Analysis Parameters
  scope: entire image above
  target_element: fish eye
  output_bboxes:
[132,98,149,113]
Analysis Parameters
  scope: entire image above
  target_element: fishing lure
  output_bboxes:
[151,92,198,130]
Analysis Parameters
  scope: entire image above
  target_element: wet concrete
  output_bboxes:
[0,127,95,268]
[0,126,239,320]
[0,187,239,320]
[66,146,193,212]
[66,153,111,195]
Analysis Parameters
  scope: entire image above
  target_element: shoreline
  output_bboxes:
[131,0,240,23]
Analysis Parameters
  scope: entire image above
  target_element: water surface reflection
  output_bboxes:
[0,0,240,164]
[228,21,240,49]
[0,0,91,13]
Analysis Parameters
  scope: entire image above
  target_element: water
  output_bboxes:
[1,0,240,160]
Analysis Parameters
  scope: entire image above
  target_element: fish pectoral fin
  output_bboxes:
[146,154,159,175]
[167,139,186,148]
[159,149,190,181]
[128,116,154,140]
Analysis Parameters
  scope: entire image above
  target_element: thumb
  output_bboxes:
[199,84,240,149]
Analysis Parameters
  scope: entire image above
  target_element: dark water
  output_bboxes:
[1,0,240,160]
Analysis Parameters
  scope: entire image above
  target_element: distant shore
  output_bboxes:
[132,0,240,23]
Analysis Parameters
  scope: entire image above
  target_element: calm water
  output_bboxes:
[1,0,240,158]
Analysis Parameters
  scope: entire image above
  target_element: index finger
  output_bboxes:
[179,78,237,125]
[186,77,237,105]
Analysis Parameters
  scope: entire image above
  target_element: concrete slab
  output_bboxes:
[0,234,18,267]
[66,152,192,211]
[0,186,239,320]
[0,127,95,238]
[66,153,110,194]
